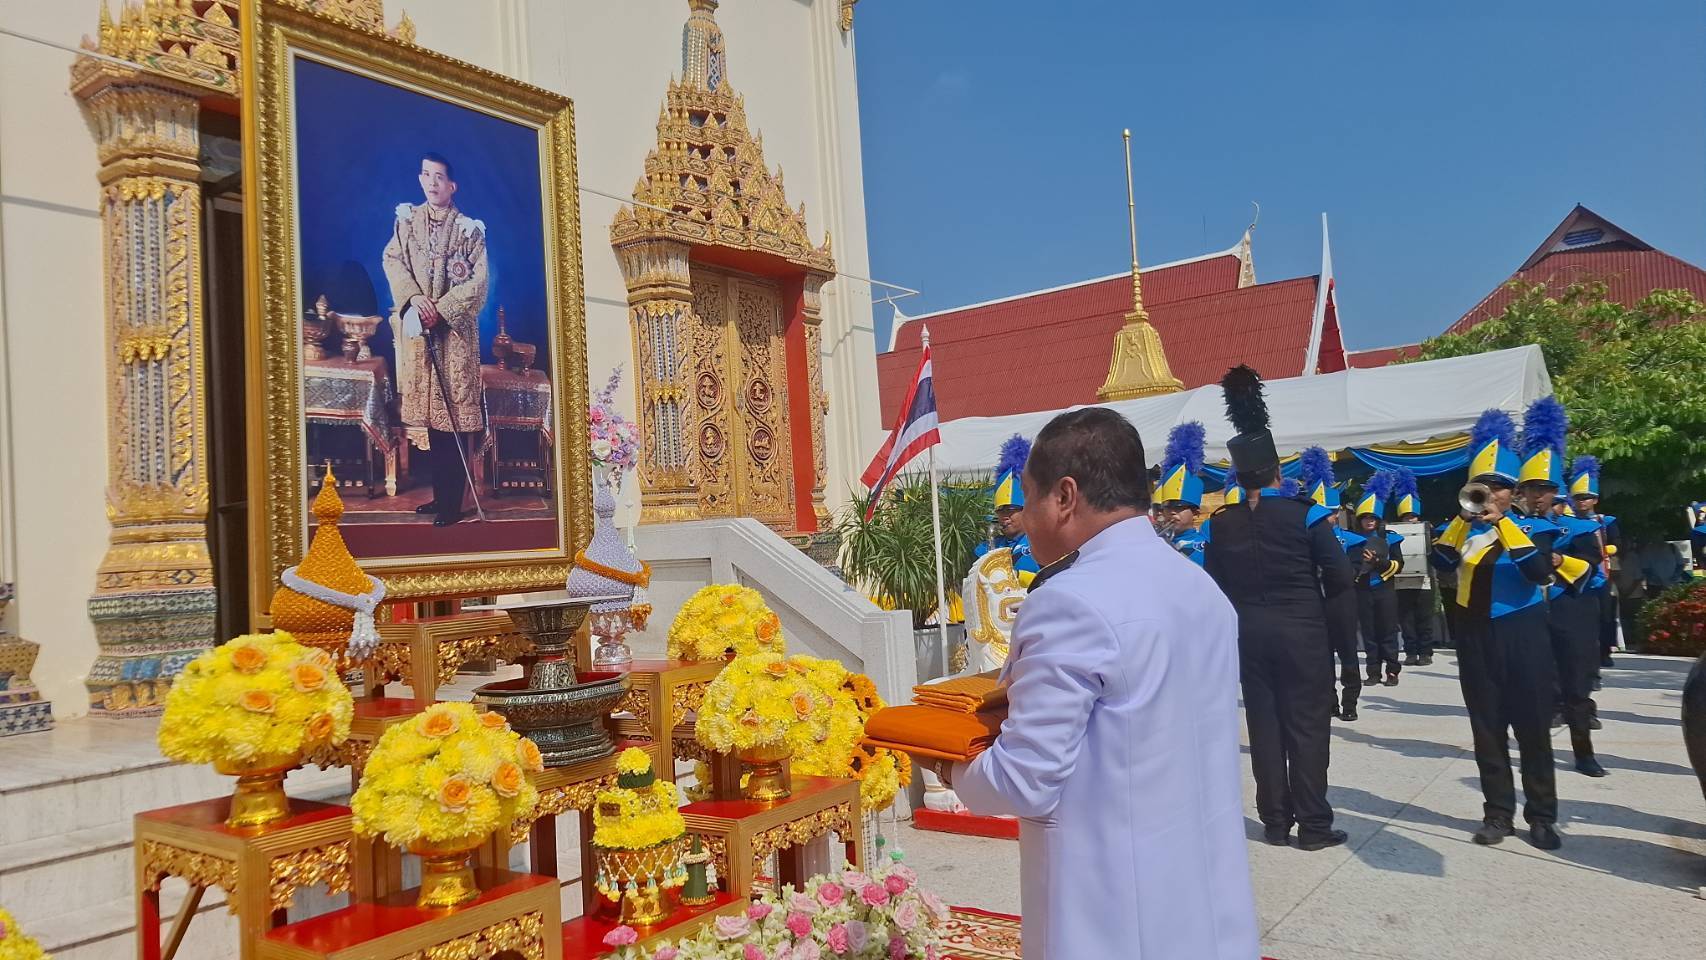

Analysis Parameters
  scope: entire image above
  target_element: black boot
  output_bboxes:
[1473,818,1515,845]
[1418,654,1434,666]
[1297,829,1348,852]
[1572,730,1607,777]
[1263,824,1291,846]
[1383,665,1400,686]
[414,501,440,514]
[1528,822,1562,850]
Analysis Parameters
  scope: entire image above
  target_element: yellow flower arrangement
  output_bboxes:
[351,702,542,846]
[694,653,833,754]
[615,745,653,777]
[667,584,784,661]
[158,632,354,770]
[787,657,910,811]
[0,906,47,960]
[592,750,687,851]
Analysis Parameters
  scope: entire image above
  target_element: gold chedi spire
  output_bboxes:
[1097,129,1183,402]
[270,467,371,642]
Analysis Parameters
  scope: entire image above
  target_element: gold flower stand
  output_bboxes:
[602,660,726,781]
[134,797,357,960]
[258,870,562,960]
[679,776,862,899]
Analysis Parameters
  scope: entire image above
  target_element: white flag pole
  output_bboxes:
[922,325,952,662]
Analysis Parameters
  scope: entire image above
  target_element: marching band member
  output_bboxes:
[1518,398,1605,777]
[977,434,1041,586]
[1568,456,1623,672]
[1156,422,1209,565]
[1301,446,1365,721]
[1393,469,1439,666]
[1203,367,1357,851]
[1353,471,1407,687]
[1433,410,1564,849]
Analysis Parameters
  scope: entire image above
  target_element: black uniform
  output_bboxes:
[1204,490,1358,844]
[1355,529,1404,683]
[1549,514,1609,765]
[1433,514,1560,828]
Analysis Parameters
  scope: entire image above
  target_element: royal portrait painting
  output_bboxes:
[247,0,588,606]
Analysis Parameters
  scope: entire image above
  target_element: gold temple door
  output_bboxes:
[690,268,795,528]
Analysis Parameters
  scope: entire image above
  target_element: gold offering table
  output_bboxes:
[369,612,531,701]
[258,870,561,960]
[559,893,746,958]
[604,659,725,779]
[681,776,862,899]
[135,797,356,960]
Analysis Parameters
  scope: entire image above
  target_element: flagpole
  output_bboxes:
[922,325,952,665]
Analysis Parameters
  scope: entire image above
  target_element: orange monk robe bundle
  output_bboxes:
[862,704,1004,763]
[911,672,1006,714]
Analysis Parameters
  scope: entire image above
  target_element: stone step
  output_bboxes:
[0,821,136,924]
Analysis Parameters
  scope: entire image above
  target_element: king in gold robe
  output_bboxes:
[383,199,488,434]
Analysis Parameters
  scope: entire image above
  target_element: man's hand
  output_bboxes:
[410,294,442,330]
[1551,553,1565,569]
[1481,507,1505,524]
[1361,548,1378,563]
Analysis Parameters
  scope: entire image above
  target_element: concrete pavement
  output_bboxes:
[894,653,1706,960]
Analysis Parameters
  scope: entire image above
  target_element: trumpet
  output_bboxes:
[1459,481,1492,517]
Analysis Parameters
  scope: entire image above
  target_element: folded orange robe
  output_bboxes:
[911,672,1007,714]
[863,704,1005,762]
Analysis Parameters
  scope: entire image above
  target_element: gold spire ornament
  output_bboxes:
[1097,129,1184,402]
[269,466,387,666]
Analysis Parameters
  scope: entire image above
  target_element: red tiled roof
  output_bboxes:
[878,260,1334,423]
[1448,249,1706,334]
[1347,344,1421,368]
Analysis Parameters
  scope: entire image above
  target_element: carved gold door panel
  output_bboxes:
[689,268,794,527]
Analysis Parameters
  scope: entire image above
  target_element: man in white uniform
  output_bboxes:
[938,407,1259,960]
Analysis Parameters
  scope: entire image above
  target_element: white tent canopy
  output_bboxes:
[931,345,1553,472]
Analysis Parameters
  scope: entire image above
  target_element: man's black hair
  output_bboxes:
[421,152,456,180]
[1025,407,1151,512]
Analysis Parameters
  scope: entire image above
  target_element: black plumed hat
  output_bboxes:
[1221,365,1279,477]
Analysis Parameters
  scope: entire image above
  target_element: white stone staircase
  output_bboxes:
[0,717,349,960]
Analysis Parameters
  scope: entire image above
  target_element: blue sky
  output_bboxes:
[856,1,1706,352]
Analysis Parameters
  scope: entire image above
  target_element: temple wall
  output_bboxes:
[0,0,881,719]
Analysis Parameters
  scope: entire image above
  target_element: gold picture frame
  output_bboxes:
[241,0,590,615]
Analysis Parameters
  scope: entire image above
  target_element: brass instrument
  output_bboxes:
[1459,481,1492,517]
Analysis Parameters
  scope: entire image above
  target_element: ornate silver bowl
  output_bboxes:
[470,593,630,766]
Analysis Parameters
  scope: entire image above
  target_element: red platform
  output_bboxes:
[913,808,1019,840]
[561,892,745,957]
[260,870,557,959]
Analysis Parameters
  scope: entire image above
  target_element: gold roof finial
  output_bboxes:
[1097,129,1183,402]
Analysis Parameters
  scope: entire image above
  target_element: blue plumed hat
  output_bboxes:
[1394,467,1422,518]
[1298,446,1339,509]
[1568,455,1601,499]
[1356,469,1397,518]
[1518,396,1569,489]
[991,434,1031,513]
[1156,422,1206,508]
[1467,409,1520,485]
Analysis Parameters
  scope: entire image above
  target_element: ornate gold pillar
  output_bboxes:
[802,273,831,528]
[71,67,216,717]
[617,239,702,524]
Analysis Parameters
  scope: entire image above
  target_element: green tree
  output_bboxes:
[1411,280,1706,538]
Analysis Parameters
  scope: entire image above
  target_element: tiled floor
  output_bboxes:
[899,653,1706,960]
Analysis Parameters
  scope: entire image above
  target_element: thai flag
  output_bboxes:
[861,340,939,519]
